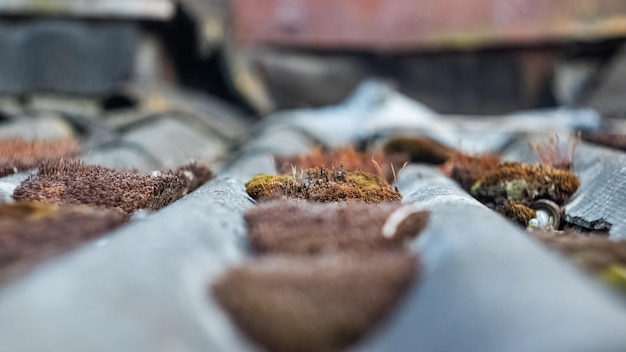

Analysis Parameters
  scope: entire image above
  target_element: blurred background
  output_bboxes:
[1,0,626,118]
[4,2,626,352]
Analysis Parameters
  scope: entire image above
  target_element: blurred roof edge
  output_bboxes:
[0,0,175,20]
[232,0,626,53]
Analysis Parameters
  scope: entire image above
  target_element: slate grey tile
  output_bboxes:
[0,177,256,352]
[356,165,626,352]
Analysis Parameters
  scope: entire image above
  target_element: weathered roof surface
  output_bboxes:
[503,134,626,239]
[0,178,256,352]
[0,0,174,20]
[565,143,626,238]
[356,165,626,352]
[1,82,626,351]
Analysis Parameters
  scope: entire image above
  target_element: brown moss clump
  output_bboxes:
[383,136,455,165]
[0,137,80,177]
[501,202,536,227]
[440,152,500,191]
[213,252,418,352]
[0,201,124,280]
[532,230,626,272]
[580,130,626,152]
[245,174,298,201]
[245,167,402,204]
[470,161,580,208]
[276,146,394,181]
[245,200,430,255]
[530,230,626,293]
[171,162,214,192]
[13,160,212,216]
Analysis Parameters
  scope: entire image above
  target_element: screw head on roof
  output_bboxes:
[529,199,562,229]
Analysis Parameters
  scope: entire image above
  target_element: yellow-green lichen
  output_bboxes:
[599,265,626,294]
[503,179,528,201]
[245,174,296,200]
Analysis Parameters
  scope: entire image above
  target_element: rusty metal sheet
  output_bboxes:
[0,0,174,20]
[232,0,626,52]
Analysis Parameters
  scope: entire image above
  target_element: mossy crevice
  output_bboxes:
[501,202,536,227]
[245,167,401,203]
[441,153,500,191]
[471,162,579,207]
[531,229,626,294]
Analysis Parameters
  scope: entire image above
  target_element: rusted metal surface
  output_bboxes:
[0,0,174,20]
[232,0,626,52]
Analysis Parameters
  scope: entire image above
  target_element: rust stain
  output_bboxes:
[232,0,626,52]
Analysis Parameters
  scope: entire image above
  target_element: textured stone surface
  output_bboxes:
[0,177,255,352]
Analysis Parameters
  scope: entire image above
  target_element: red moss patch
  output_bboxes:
[0,202,124,280]
[0,137,80,177]
[13,160,212,216]
[440,152,500,191]
[245,167,401,204]
[532,230,626,293]
[245,200,429,255]
[383,136,455,166]
[213,252,418,352]
[276,146,395,180]
[170,162,213,192]
[531,230,626,274]
[531,135,579,170]
[580,131,626,152]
